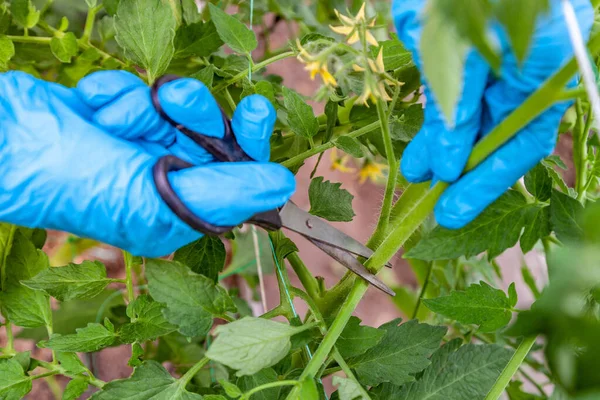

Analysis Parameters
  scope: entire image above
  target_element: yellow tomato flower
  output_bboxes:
[330,3,378,47]
[304,62,337,87]
[330,148,356,173]
[359,160,387,184]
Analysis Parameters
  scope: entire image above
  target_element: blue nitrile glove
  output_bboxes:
[393,0,594,228]
[0,70,295,257]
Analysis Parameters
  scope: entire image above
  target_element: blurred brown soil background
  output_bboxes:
[12,12,576,400]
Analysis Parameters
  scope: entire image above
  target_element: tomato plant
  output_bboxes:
[0,0,599,399]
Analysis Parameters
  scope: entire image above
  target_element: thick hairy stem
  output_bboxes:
[294,31,600,388]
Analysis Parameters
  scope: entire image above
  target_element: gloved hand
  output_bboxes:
[0,70,295,257]
[393,0,593,228]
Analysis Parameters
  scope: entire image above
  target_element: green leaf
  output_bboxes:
[255,81,276,106]
[506,380,544,400]
[324,100,338,143]
[128,342,144,367]
[288,377,319,400]
[375,39,413,71]
[390,104,424,142]
[120,295,177,344]
[12,352,31,372]
[521,265,541,299]
[0,358,32,399]
[333,376,369,400]
[22,260,114,301]
[39,322,117,352]
[90,360,202,399]
[551,189,584,243]
[337,316,385,359]
[398,343,512,399]
[63,378,89,400]
[283,87,319,139]
[541,157,572,196]
[190,65,215,88]
[10,0,39,29]
[146,259,236,337]
[420,1,469,127]
[206,317,308,376]
[208,3,257,54]
[219,380,242,398]
[494,0,550,63]
[0,35,15,71]
[335,136,364,158]
[407,190,533,260]
[309,177,355,222]
[114,0,177,82]
[0,7,11,34]
[104,0,120,16]
[348,319,446,386]
[174,21,223,58]
[56,352,87,375]
[0,231,52,328]
[433,0,500,71]
[520,205,550,253]
[181,0,201,24]
[236,369,281,400]
[525,163,552,202]
[173,236,225,282]
[423,282,517,332]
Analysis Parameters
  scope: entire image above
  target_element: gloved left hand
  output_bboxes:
[0,70,295,257]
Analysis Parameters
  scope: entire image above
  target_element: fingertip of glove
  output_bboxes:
[158,78,224,138]
[77,71,144,109]
[433,199,471,230]
[232,95,277,162]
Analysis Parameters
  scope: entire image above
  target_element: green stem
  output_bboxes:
[224,88,237,112]
[242,380,299,400]
[282,121,380,168]
[294,32,600,385]
[513,181,535,204]
[179,357,210,386]
[4,321,14,356]
[31,371,60,380]
[213,51,295,93]
[6,35,52,44]
[412,261,432,319]
[45,374,62,400]
[371,98,398,246]
[82,5,103,43]
[287,253,320,300]
[520,368,547,397]
[260,304,287,320]
[332,349,371,399]
[123,251,135,303]
[575,101,592,202]
[484,336,538,400]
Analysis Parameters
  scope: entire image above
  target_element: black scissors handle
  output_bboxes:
[150,74,282,235]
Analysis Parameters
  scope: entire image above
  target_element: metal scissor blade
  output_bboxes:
[307,237,395,296]
[279,202,393,268]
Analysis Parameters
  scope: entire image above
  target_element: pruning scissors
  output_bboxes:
[150,74,395,297]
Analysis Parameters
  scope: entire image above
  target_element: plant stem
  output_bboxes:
[242,380,299,400]
[484,336,538,400]
[179,357,209,386]
[412,261,432,319]
[6,35,52,44]
[282,121,380,168]
[213,51,295,93]
[82,5,103,43]
[575,100,592,202]
[123,251,135,303]
[371,98,398,246]
[332,349,371,399]
[45,374,62,400]
[4,321,14,355]
[520,368,547,397]
[287,253,320,300]
[31,371,60,380]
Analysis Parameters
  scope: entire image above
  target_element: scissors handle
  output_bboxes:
[150,74,282,235]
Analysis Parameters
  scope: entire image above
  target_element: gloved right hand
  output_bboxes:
[0,70,295,257]
[393,0,593,228]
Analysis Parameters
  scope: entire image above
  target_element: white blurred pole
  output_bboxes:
[562,0,600,134]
